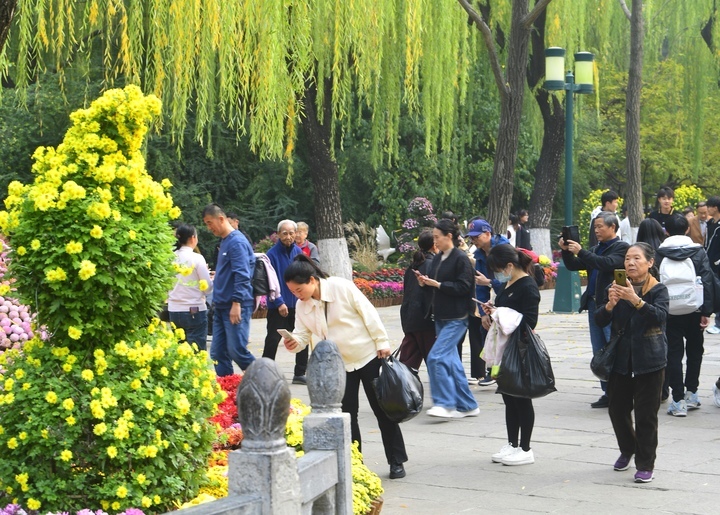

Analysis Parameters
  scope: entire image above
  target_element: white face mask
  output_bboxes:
[495,270,512,283]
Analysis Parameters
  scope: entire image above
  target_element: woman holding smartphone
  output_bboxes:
[281,255,408,480]
[595,242,668,483]
[481,244,540,466]
[416,219,479,419]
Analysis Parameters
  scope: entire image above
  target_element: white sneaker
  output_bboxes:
[454,407,480,418]
[491,443,518,463]
[502,448,535,466]
[713,384,720,408]
[467,377,479,386]
[427,406,457,418]
[706,325,720,334]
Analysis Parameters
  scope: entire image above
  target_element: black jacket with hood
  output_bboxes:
[656,235,715,317]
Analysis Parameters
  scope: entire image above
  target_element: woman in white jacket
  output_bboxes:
[282,255,408,480]
[168,224,213,351]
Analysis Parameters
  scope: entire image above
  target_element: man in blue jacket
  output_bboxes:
[466,218,509,386]
[202,204,256,376]
[263,219,309,384]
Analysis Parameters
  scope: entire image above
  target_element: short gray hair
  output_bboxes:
[594,211,619,233]
[296,221,309,232]
[277,219,297,233]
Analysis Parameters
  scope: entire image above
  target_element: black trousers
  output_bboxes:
[467,315,488,379]
[665,312,704,402]
[262,307,308,377]
[342,357,408,466]
[399,328,436,370]
[501,394,535,451]
[607,368,664,471]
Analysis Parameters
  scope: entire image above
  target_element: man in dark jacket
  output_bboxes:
[657,214,715,416]
[704,196,720,334]
[263,219,308,384]
[560,211,629,408]
[467,218,509,386]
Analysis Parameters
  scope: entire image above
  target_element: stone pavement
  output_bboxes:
[247,289,720,514]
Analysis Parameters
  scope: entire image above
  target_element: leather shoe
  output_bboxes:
[591,395,609,408]
[292,375,307,385]
[389,463,406,479]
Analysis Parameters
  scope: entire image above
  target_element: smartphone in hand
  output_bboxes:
[614,269,627,285]
[277,329,294,340]
[561,225,580,245]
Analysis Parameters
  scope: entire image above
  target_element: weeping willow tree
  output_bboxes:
[0,0,479,278]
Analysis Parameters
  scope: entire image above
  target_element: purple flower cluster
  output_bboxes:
[407,197,434,217]
[1,505,27,515]
[402,218,419,230]
[371,281,404,298]
[1,505,145,515]
[396,242,415,255]
[0,296,34,349]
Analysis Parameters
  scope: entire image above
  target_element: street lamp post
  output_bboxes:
[544,48,595,313]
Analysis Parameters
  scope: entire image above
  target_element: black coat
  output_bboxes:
[516,225,532,250]
[426,247,475,320]
[595,280,668,376]
[562,239,630,312]
[400,254,435,333]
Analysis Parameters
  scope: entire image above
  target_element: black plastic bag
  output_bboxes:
[590,333,621,382]
[373,350,424,423]
[496,324,557,399]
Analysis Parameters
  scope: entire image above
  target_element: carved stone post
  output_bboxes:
[302,340,353,515]
[228,358,301,515]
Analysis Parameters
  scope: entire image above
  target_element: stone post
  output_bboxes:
[302,340,353,515]
[228,358,301,515]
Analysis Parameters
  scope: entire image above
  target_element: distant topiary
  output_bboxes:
[394,197,437,266]
[0,86,223,514]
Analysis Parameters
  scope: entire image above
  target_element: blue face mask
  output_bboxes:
[495,270,511,283]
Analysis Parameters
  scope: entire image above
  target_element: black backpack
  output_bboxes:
[252,255,270,297]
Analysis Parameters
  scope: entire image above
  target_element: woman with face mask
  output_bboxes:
[416,219,479,419]
[481,244,541,466]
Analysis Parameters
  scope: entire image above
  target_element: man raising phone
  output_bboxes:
[559,211,629,408]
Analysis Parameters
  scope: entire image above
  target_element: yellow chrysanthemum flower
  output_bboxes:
[62,398,75,410]
[116,485,128,498]
[161,178,172,188]
[16,246,26,256]
[107,446,118,458]
[60,450,73,462]
[79,260,97,280]
[27,499,41,510]
[65,241,83,254]
[90,225,104,238]
[66,416,76,425]
[7,437,18,449]
[81,369,94,381]
[46,391,58,403]
[30,239,40,250]
[45,267,67,282]
[68,326,82,340]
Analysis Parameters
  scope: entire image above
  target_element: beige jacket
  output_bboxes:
[290,277,390,371]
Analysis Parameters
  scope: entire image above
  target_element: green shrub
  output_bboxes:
[0,85,223,513]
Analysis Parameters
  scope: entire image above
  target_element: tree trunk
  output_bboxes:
[526,4,564,256]
[0,0,17,56]
[486,0,532,234]
[625,0,644,227]
[302,82,352,279]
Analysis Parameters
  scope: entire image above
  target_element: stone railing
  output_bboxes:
[172,340,352,515]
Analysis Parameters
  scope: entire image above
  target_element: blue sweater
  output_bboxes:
[213,230,255,309]
[473,234,510,313]
[266,241,302,309]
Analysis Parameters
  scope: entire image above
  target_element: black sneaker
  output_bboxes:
[292,375,307,385]
[478,377,496,387]
[389,463,406,479]
[591,395,609,408]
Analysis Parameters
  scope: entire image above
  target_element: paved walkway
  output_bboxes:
[248,289,720,514]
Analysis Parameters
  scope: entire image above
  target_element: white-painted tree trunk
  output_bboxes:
[317,238,353,280]
[530,228,552,259]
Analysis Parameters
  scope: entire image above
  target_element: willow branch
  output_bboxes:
[457,0,509,100]
[522,0,553,29]
[618,0,632,21]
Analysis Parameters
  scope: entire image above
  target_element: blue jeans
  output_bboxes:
[211,304,255,376]
[427,318,478,411]
[169,310,208,351]
[588,298,612,392]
